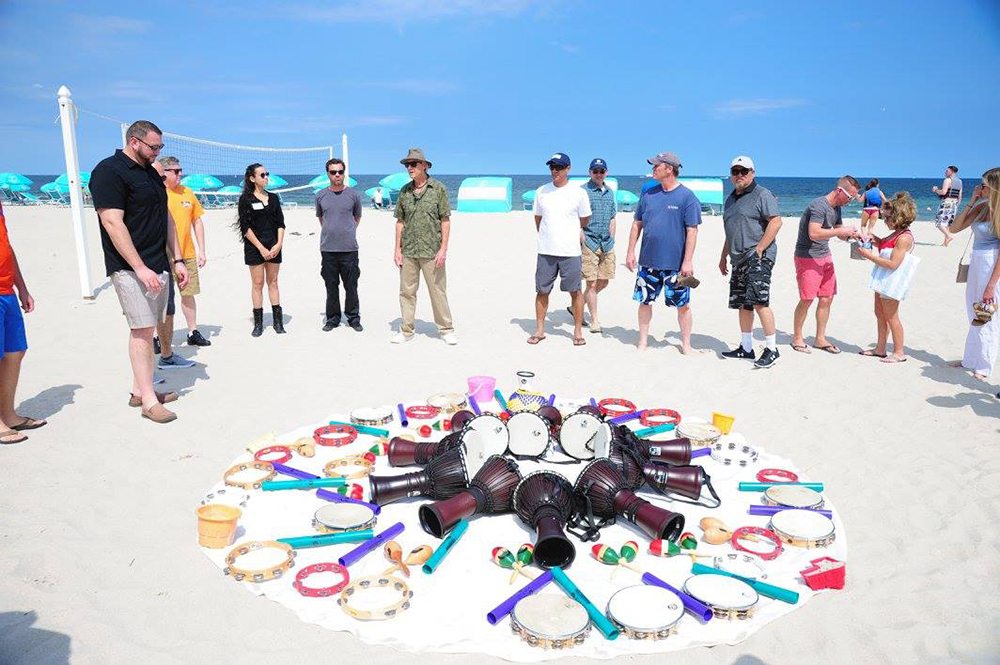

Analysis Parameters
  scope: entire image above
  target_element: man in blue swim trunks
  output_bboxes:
[626,152,702,352]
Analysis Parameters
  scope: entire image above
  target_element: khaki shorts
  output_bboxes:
[110,270,168,329]
[178,258,201,297]
[581,245,616,281]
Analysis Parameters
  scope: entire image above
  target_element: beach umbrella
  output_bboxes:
[364,186,394,203]
[0,183,31,192]
[264,173,288,188]
[379,172,410,191]
[309,174,358,189]
[521,190,536,203]
[41,181,68,194]
[217,185,242,194]
[0,172,33,187]
[181,174,223,190]
[55,171,90,186]
[616,190,639,205]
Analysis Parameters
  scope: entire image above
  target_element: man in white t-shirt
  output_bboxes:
[529,152,592,346]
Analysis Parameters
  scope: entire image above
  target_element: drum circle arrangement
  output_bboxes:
[198,381,849,661]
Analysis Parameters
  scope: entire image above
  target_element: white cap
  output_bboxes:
[731,155,755,170]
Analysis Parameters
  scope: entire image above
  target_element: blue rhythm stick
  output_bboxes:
[327,420,390,438]
[550,566,619,640]
[493,390,509,414]
[468,394,481,415]
[397,403,408,427]
[422,518,469,574]
[277,530,374,549]
[262,477,346,491]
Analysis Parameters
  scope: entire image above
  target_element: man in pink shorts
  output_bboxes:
[790,176,860,354]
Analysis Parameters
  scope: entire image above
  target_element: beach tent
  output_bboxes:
[616,190,639,211]
[456,177,512,213]
[641,177,724,207]
[521,190,536,210]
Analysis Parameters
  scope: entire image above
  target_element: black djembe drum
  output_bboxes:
[611,424,693,466]
[512,471,577,569]
[369,446,470,506]
[574,459,685,540]
[419,455,523,538]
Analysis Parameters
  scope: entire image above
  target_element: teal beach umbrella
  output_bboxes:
[0,172,33,187]
[55,171,90,186]
[181,174,223,190]
[379,172,410,191]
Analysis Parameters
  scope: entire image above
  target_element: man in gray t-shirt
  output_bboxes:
[315,158,363,331]
[790,176,860,355]
[719,156,783,368]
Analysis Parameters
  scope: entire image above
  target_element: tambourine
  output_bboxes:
[769,509,836,548]
[313,424,359,447]
[350,407,394,427]
[426,392,468,413]
[293,562,350,597]
[510,592,591,649]
[223,461,275,490]
[639,408,681,428]
[405,405,440,420]
[223,540,295,583]
[713,553,767,580]
[597,398,637,418]
[710,438,758,467]
[762,485,824,509]
[338,575,413,621]
[756,468,798,483]
[682,574,759,620]
[324,453,376,480]
[200,486,250,509]
[313,503,378,534]
[605,584,683,640]
[676,420,722,447]
[254,445,292,465]
[731,526,783,561]
[559,410,612,460]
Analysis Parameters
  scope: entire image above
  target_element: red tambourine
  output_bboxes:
[598,398,637,417]
[731,526,783,561]
[254,445,292,465]
[313,424,359,447]
[293,562,350,597]
[405,405,441,420]
[756,468,799,483]
[640,408,682,427]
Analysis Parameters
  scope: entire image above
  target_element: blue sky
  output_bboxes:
[2,0,998,177]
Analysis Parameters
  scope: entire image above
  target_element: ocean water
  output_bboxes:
[19,174,960,221]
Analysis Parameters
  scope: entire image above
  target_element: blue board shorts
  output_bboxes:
[632,266,690,308]
[0,294,28,359]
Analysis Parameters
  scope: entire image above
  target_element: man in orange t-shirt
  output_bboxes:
[0,200,46,444]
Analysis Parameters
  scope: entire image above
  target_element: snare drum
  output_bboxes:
[510,593,591,649]
[313,503,378,534]
[605,584,683,640]
[682,574,759,620]
[768,509,836,548]
[507,411,553,459]
[762,485,825,509]
[559,411,611,461]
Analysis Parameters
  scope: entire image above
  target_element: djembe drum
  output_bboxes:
[386,431,462,467]
[512,471,577,569]
[574,459,685,541]
[369,447,470,506]
[419,455,523,538]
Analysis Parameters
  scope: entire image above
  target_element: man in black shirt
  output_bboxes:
[90,120,188,424]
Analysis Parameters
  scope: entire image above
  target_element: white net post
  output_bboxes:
[342,134,349,180]
[57,85,95,299]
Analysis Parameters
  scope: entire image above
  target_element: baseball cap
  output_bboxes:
[589,158,608,171]
[647,152,682,169]
[546,152,571,168]
[730,155,755,170]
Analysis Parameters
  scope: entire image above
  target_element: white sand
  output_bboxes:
[0,203,997,664]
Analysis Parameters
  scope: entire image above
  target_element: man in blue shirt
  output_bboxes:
[581,158,617,334]
[626,152,701,352]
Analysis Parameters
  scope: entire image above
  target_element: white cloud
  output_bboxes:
[711,98,808,116]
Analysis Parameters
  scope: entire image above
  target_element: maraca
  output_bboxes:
[491,546,535,583]
[288,437,316,458]
[591,543,641,577]
[369,440,390,456]
[513,544,534,584]
[383,540,409,577]
[699,517,759,546]
[382,543,433,576]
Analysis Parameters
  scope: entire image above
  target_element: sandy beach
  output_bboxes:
[1,203,997,664]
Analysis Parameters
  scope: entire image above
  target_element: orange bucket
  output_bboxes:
[196,503,242,549]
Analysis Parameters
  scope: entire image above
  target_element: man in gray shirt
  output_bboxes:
[719,156,783,368]
[791,175,860,354]
[315,158,363,331]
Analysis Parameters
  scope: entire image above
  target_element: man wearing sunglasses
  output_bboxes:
[580,158,617,335]
[719,156,782,368]
[392,148,457,345]
[316,157,363,332]
[91,120,188,423]
[790,175,861,355]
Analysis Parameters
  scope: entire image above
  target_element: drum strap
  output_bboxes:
[566,487,615,542]
[661,471,721,508]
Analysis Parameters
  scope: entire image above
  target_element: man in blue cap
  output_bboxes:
[580,158,617,334]
[529,152,591,346]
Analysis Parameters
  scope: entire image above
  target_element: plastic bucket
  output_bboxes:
[196,503,241,549]
[711,412,735,435]
[467,375,496,404]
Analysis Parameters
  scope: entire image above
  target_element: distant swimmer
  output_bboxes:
[932,165,963,246]
[373,186,384,209]
[860,178,887,235]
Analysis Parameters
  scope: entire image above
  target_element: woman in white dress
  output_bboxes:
[949,167,1000,380]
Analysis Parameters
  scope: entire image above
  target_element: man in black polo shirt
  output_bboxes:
[718,156,783,369]
[90,120,188,423]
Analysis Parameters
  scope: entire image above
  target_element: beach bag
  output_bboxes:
[870,249,920,301]
[956,235,972,283]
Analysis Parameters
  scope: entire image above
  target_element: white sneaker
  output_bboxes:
[391,331,414,344]
[441,332,459,346]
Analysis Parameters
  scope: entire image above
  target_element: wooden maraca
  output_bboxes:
[380,543,433,577]
[289,437,316,458]
[699,517,760,545]
[592,543,642,578]
[383,541,409,577]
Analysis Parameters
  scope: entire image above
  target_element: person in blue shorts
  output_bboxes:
[625,152,702,352]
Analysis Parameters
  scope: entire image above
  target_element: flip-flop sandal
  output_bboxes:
[880,356,908,364]
[573,337,587,346]
[527,335,546,345]
[814,345,841,354]
[10,417,46,431]
[859,350,887,358]
[0,429,28,444]
[791,344,811,354]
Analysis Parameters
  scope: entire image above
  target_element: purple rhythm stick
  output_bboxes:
[316,488,381,515]
[486,569,554,625]
[397,403,408,427]
[589,397,598,408]
[338,521,405,567]
[468,394,481,415]
[641,572,713,623]
[272,462,319,480]
[610,410,644,425]
[749,504,833,519]
[547,394,556,406]
[691,447,712,459]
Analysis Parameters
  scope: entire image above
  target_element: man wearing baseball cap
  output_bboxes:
[529,152,592,346]
[719,156,783,368]
[580,158,617,334]
[626,152,701,353]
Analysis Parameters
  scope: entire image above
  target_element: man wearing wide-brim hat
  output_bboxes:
[391,148,457,345]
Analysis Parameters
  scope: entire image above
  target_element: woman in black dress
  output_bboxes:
[237,163,286,336]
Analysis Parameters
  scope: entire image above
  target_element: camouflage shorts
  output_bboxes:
[729,253,774,310]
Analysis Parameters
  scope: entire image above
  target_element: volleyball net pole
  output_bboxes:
[57,85,95,299]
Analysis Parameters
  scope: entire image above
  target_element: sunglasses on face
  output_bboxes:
[837,186,856,200]
[549,165,567,171]
[164,168,182,174]
[258,172,270,178]
[328,169,345,175]
[136,137,164,151]
[403,161,420,168]
[591,169,606,175]
[731,167,751,176]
